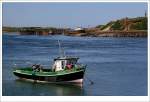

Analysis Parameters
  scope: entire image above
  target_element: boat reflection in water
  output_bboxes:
[14,79,85,96]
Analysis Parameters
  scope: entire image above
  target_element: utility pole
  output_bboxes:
[124,17,129,31]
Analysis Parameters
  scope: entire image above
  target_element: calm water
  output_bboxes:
[2,33,147,96]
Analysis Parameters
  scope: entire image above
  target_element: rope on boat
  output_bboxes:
[84,66,94,85]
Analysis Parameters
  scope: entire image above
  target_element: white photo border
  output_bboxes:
[0,0,149,102]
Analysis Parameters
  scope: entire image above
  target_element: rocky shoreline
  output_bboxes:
[64,30,147,37]
[3,30,147,37]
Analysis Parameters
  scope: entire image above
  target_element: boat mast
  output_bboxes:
[58,40,65,57]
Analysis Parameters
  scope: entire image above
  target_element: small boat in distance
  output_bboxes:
[13,41,86,84]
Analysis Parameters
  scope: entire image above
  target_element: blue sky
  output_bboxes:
[3,2,147,28]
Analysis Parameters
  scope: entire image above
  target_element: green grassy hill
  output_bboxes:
[96,16,147,31]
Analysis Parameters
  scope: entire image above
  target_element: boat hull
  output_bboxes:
[13,69,85,83]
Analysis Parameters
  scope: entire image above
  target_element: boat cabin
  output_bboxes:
[52,56,79,72]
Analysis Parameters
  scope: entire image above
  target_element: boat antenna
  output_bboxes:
[58,40,65,57]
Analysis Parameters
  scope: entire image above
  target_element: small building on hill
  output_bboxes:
[74,27,84,31]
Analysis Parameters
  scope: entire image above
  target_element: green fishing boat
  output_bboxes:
[13,41,86,83]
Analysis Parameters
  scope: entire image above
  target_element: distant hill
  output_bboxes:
[96,16,147,31]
